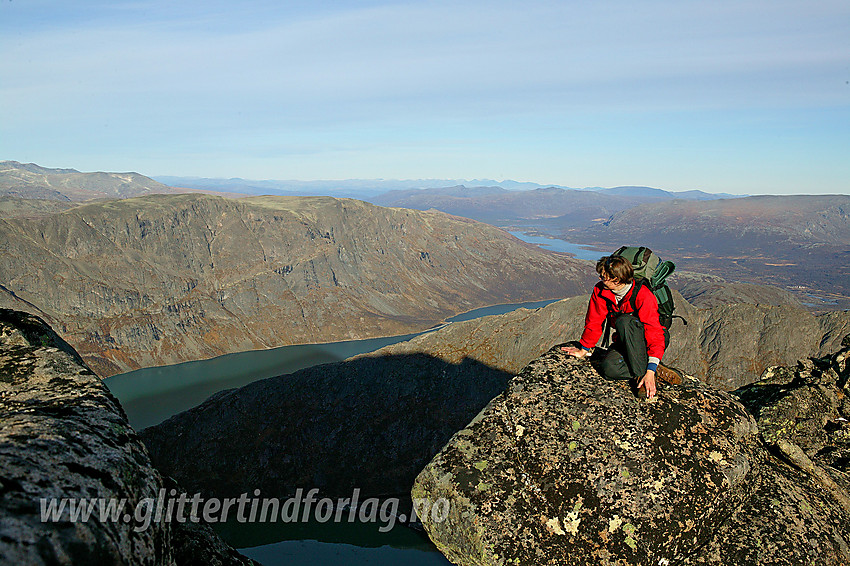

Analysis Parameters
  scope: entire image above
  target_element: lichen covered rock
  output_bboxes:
[700,336,850,565]
[414,339,850,565]
[735,336,850,478]
[412,347,764,565]
[0,309,255,566]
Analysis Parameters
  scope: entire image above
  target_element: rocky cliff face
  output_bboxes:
[0,193,594,376]
[0,309,255,566]
[413,341,850,565]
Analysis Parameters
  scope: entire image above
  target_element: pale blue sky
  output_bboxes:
[2,0,848,194]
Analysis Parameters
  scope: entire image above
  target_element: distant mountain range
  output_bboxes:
[153,174,738,201]
[4,160,846,316]
[1,160,739,208]
[368,185,738,228]
[577,194,850,310]
[586,195,850,249]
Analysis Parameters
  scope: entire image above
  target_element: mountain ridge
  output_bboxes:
[0,193,595,376]
[0,160,182,201]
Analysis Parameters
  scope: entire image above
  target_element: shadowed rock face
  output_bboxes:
[141,353,513,502]
[413,342,850,566]
[0,309,255,566]
[0,193,594,376]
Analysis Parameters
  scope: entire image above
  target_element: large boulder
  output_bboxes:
[412,347,764,565]
[0,309,255,566]
[412,342,850,565]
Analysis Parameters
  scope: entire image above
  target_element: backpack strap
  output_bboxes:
[628,278,643,315]
[599,291,617,348]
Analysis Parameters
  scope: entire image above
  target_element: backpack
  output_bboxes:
[610,246,679,330]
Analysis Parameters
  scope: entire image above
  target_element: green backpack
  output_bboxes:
[611,246,679,330]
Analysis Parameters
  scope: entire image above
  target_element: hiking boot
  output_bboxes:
[656,364,683,385]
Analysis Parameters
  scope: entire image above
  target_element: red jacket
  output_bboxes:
[578,281,666,360]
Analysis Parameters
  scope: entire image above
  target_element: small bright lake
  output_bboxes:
[507,230,605,261]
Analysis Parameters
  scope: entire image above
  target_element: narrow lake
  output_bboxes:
[105,298,557,431]
[508,230,605,261]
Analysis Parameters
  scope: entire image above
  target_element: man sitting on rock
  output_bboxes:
[561,255,681,399]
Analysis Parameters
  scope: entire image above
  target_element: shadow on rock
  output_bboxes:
[140,352,513,505]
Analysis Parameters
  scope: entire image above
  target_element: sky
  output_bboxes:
[1,0,848,195]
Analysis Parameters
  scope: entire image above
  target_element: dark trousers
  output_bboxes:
[600,314,651,380]
[602,313,670,379]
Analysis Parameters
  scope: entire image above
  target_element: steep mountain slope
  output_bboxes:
[0,193,594,376]
[0,160,181,201]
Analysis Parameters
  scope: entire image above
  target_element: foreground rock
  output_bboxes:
[0,309,255,566]
[701,335,850,565]
[412,348,764,565]
[412,342,850,565]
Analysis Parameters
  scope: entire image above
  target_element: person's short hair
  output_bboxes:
[596,255,634,284]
